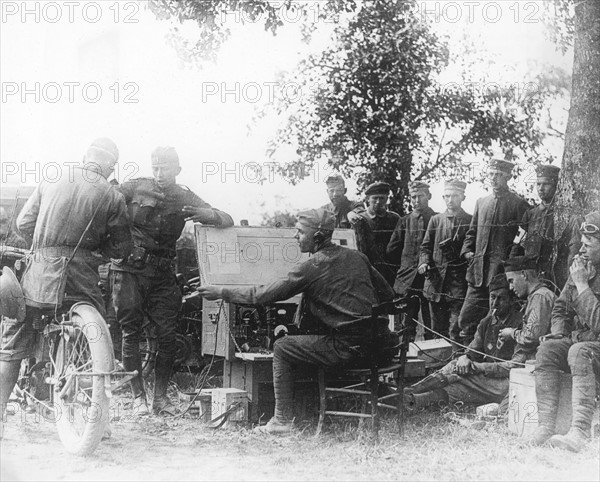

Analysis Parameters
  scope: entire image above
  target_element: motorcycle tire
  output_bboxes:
[53,302,114,456]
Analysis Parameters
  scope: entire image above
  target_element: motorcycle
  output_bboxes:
[0,246,138,455]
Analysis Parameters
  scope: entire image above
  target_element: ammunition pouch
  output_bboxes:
[127,246,176,272]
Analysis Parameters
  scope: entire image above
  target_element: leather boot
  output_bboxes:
[407,372,449,395]
[405,388,449,410]
[152,354,179,416]
[549,372,596,452]
[0,360,22,439]
[528,370,561,446]
[123,356,149,416]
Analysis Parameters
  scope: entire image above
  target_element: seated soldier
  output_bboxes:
[531,210,600,452]
[197,208,397,434]
[404,274,525,409]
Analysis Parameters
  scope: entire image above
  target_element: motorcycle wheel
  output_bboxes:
[53,303,113,456]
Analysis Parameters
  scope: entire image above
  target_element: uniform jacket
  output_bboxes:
[356,209,400,286]
[221,242,395,331]
[550,271,600,342]
[16,166,131,309]
[386,207,437,296]
[419,208,472,302]
[465,306,523,366]
[321,197,362,229]
[461,189,529,288]
[113,178,233,272]
[511,203,581,290]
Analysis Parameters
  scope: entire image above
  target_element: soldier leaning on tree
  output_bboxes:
[419,180,472,343]
[510,164,582,291]
[458,158,530,345]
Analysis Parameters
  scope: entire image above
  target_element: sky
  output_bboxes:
[0,1,573,222]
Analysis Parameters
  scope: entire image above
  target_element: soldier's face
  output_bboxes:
[326,185,346,206]
[489,288,512,317]
[489,170,509,190]
[367,195,388,215]
[410,190,430,210]
[294,223,317,253]
[442,190,465,211]
[536,178,557,203]
[579,235,600,265]
[152,162,181,188]
[505,271,528,299]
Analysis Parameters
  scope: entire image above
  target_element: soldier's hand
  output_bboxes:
[464,252,475,261]
[183,206,217,223]
[347,211,361,224]
[570,255,591,293]
[455,355,474,376]
[196,285,224,300]
[417,263,429,275]
[498,327,515,341]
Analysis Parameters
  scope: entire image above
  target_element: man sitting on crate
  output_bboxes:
[404,273,526,411]
[197,208,398,434]
[530,210,600,452]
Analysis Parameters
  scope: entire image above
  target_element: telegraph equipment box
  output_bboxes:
[196,226,357,360]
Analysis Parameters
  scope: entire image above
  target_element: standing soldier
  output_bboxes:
[387,181,437,340]
[511,164,581,291]
[355,182,400,286]
[458,159,530,344]
[111,146,234,416]
[419,180,472,342]
[320,174,362,229]
[1,138,132,438]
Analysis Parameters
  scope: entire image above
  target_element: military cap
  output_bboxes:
[536,164,560,180]
[580,211,600,240]
[489,273,510,292]
[297,208,335,231]
[324,174,345,187]
[503,256,538,273]
[89,137,119,162]
[151,146,179,166]
[365,181,391,196]
[409,181,430,193]
[444,179,467,192]
[488,158,514,174]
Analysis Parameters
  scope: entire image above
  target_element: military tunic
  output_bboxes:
[321,197,362,229]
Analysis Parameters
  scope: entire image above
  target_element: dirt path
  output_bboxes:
[1,402,599,482]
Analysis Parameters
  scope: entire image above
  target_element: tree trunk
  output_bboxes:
[556,0,600,233]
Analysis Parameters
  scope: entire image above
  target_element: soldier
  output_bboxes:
[511,164,581,290]
[111,146,234,416]
[419,180,472,342]
[197,208,397,434]
[1,138,132,437]
[387,181,437,340]
[405,274,524,409]
[355,181,400,286]
[320,174,362,229]
[530,211,600,452]
[458,158,530,344]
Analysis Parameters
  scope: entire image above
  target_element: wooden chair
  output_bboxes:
[315,299,412,440]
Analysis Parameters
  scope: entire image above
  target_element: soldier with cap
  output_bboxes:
[419,180,472,342]
[404,274,524,410]
[530,210,600,452]
[458,158,530,344]
[355,181,400,286]
[1,138,132,437]
[321,174,362,229]
[111,146,234,416]
[197,208,397,434]
[387,181,437,340]
[511,164,581,290]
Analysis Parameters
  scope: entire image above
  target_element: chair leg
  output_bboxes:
[316,367,326,437]
[370,365,379,441]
